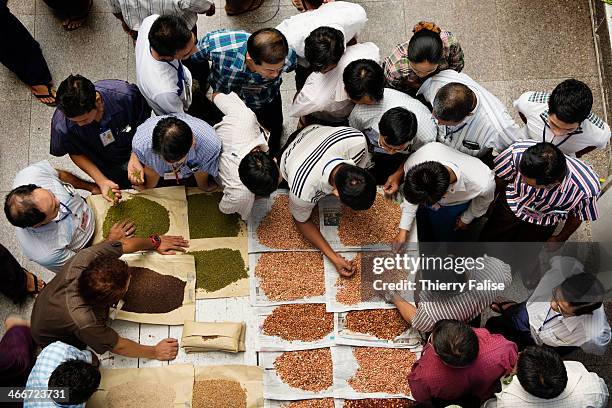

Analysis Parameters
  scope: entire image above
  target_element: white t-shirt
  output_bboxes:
[135,14,193,115]
[513,91,610,157]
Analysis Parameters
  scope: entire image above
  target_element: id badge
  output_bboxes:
[99,129,115,147]
[519,206,543,221]
[163,171,179,180]
[79,210,89,232]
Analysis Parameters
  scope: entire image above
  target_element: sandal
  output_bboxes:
[225,0,264,16]
[490,301,517,314]
[25,270,46,296]
[31,84,57,107]
[62,0,92,31]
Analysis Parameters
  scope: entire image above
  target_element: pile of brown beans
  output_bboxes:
[257,195,319,249]
[343,399,413,407]
[274,348,334,392]
[338,195,401,246]
[344,309,410,340]
[348,348,416,395]
[256,252,325,301]
[263,304,334,342]
[192,379,247,408]
[285,398,335,408]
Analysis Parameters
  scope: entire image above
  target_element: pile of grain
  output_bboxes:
[256,252,324,301]
[192,249,248,292]
[344,309,409,340]
[338,194,401,246]
[257,195,318,249]
[343,399,413,407]
[263,304,333,342]
[192,379,247,408]
[335,255,376,305]
[348,348,416,395]
[105,381,175,408]
[285,399,335,408]
[274,348,333,392]
[122,267,185,314]
[187,193,241,238]
[102,196,170,238]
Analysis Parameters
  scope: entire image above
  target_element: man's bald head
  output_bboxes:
[247,28,289,65]
[433,82,477,123]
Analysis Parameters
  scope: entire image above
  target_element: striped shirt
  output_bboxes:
[412,256,511,332]
[132,112,221,178]
[495,140,601,225]
[513,91,610,157]
[417,70,521,157]
[349,88,437,155]
[106,0,213,31]
[280,125,368,222]
[190,29,297,110]
[24,341,93,408]
[527,256,611,355]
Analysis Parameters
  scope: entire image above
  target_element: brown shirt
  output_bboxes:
[30,241,123,354]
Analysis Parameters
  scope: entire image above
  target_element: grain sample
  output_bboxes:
[255,252,324,301]
[192,379,247,408]
[257,195,319,250]
[102,196,170,238]
[274,348,333,392]
[338,194,401,246]
[335,255,375,305]
[285,399,335,408]
[343,399,413,408]
[122,267,185,313]
[188,192,241,238]
[348,348,416,395]
[105,381,176,408]
[192,249,247,292]
[344,309,409,340]
[263,304,333,342]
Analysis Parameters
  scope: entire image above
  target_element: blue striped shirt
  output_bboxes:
[132,113,221,178]
[190,29,297,110]
[495,141,600,225]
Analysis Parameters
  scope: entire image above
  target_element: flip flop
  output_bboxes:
[32,84,57,107]
[62,0,92,31]
[25,270,46,296]
[490,301,517,314]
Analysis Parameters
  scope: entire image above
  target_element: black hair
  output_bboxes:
[333,164,376,211]
[302,0,323,9]
[304,26,345,72]
[247,28,289,65]
[558,272,605,316]
[56,74,97,118]
[238,150,279,196]
[4,185,46,228]
[408,28,444,64]
[48,359,101,405]
[517,346,567,399]
[519,142,567,185]
[549,79,593,124]
[148,15,192,57]
[343,59,385,102]
[78,255,131,306]
[152,117,193,162]
[431,319,479,367]
[402,161,450,205]
[378,107,418,147]
[432,82,476,122]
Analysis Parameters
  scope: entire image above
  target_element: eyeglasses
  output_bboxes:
[377,133,410,153]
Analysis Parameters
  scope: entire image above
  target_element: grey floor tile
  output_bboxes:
[401,0,502,83]
[281,88,298,146]
[221,5,296,31]
[0,300,24,338]
[195,5,222,34]
[496,0,598,80]
[358,1,406,61]
[479,80,510,110]
[34,13,129,84]
[0,15,36,102]
[582,147,610,181]
[7,0,35,15]
[35,0,110,14]
[0,101,31,191]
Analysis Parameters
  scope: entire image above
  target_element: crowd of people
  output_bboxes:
[0,0,611,406]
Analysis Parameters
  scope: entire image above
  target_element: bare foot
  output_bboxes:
[25,270,45,294]
[5,315,29,331]
[62,15,87,31]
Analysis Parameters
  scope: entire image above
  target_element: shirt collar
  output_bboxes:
[231,42,249,72]
[322,158,354,185]
[540,110,584,135]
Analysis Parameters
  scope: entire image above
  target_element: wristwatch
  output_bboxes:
[149,234,161,250]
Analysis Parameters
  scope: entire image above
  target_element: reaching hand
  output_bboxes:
[333,254,356,277]
[99,179,121,204]
[128,155,145,187]
[154,338,179,361]
[157,235,189,255]
[107,219,136,241]
[383,174,401,196]
[392,229,408,253]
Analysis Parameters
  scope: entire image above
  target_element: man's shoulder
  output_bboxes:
[96,79,140,100]
[205,29,250,51]
[13,160,58,188]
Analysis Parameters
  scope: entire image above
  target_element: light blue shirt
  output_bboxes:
[24,341,93,408]
[12,161,95,273]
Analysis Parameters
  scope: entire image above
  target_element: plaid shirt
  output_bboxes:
[24,341,93,408]
[191,29,297,110]
[383,30,464,92]
[495,141,601,226]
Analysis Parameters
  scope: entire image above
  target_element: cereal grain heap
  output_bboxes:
[192,379,247,408]
[257,195,318,249]
[338,195,401,246]
[348,348,416,395]
[274,348,333,392]
[256,252,324,301]
[263,304,333,342]
[344,309,409,340]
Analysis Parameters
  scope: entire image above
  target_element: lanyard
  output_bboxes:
[444,122,468,142]
[541,116,581,148]
[538,307,562,332]
[56,202,73,223]
[165,60,185,96]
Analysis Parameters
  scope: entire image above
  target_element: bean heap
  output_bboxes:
[257,195,319,249]
[348,348,416,395]
[344,309,410,340]
[263,304,334,342]
[338,195,401,246]
[285,398,335,408]
[192,379,247,408]
[274,348,334,392]
[256,252,325,301]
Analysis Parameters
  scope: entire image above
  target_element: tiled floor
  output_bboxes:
[2,0,611,394]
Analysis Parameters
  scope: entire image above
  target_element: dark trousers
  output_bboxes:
[416,202,471,242]
[485,301,536,351]
[155,174,198,188]
[254,92,284,157]
[0,244,27,304]
[0,2,52,87]
[369,152,406,185]
[0,326,36,388]
[41,0,90,16]
[102,162,131,190]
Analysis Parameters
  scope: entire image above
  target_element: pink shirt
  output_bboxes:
[408,328,518,402]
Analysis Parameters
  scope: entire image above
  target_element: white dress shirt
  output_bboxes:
[288,42,380,122]
[12,161,95,273]
[399,142,495,230]
[106,0,213,31]
[527,256,611,355]
[135,15,193,115]
[417,69,521,157]
[213,92,269,220]
[276,1,367,60]
[483,361,609,408]
[513,91,610,157]
[349,87,437,155]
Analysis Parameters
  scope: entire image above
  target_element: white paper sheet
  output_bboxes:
[334,312,421,349]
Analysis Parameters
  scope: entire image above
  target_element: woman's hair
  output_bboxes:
[408,21,444,64]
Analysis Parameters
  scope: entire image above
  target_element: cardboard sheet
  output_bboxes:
[194,364,264,408]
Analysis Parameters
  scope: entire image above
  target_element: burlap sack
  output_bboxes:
[193,365,263,408]
[181,320,246,353]
[87,186,190,245]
